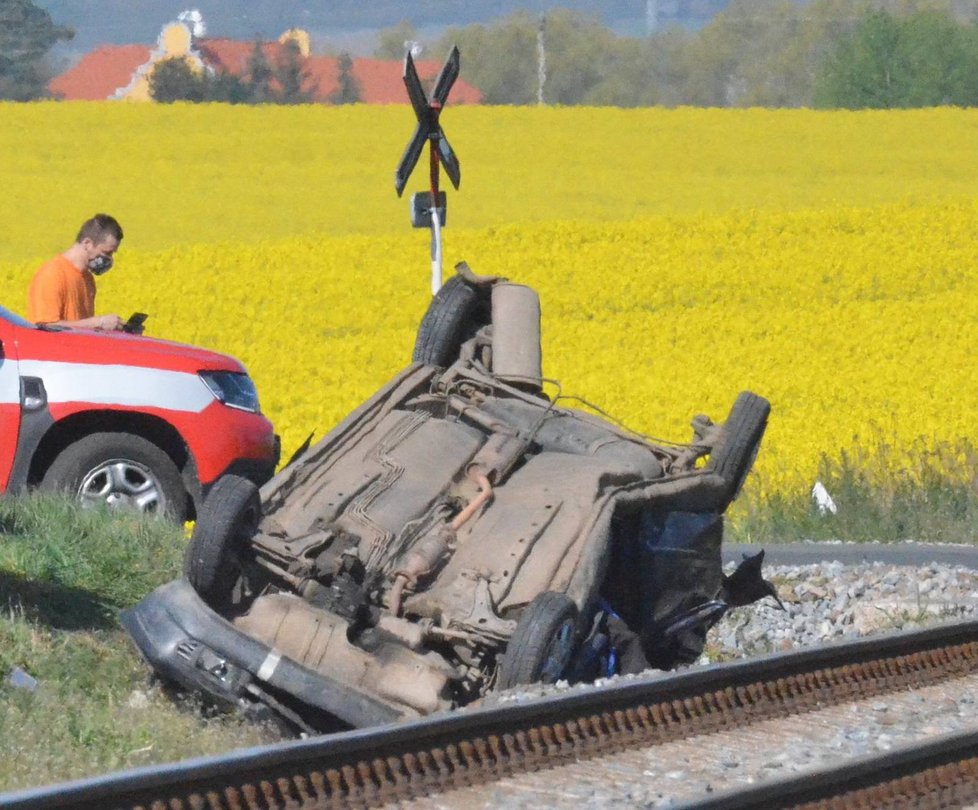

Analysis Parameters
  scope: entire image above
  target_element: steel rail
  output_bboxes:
[682,727,978,809]
[6,618,978,810]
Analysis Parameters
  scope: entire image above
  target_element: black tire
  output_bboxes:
[707,391,771,505]
[40,431,186,520]
[496,592,579,690]
[412,275,482,366]
[184,475,261,605]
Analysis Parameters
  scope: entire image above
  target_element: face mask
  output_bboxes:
[87,255,113,275]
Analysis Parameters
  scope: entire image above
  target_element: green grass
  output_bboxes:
[729,437,978,545]
[0,495,278,794]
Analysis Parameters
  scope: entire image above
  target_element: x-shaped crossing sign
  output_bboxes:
[394,45,461,198]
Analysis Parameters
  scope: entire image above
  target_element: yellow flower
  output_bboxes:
[4,103,978,500]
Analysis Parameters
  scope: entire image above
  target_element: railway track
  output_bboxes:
[8,619,978,809]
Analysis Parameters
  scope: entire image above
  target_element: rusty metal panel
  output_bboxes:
[417,453,612,619]
[263,410,483,545]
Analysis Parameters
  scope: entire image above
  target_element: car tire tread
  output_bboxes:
[184,474,260,604]
[497,591,578,690]
[707,391,770,505]
[412,275,481,366]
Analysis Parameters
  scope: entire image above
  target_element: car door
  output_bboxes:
[0,309,22,491]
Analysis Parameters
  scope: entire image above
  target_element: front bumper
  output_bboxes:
[120,579,403,729]
[184,405,279,487]
[212,435,280,489]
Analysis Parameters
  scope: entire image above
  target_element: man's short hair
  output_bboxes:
[76,214,123,245]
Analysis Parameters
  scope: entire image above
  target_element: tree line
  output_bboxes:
[147,41,361,105]
[8,0,978,107]
[385,0,978,108]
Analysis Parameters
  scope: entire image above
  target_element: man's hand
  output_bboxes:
[97,314,124,331]
[44,314,127,331]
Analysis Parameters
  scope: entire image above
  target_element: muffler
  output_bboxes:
[491,282,542,390]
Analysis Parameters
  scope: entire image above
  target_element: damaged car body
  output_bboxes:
[122,268,777,732]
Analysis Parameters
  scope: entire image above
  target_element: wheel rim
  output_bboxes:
[77,459,166,514]
[540,619,576,682]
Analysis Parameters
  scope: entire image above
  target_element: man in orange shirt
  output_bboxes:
[27,214,126,331]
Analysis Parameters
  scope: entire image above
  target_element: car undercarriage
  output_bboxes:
[123,268,777,732]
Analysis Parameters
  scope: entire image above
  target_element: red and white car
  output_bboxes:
[0,305,278,519]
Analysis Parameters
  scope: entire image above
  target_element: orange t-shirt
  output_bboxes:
[27,255,96,323]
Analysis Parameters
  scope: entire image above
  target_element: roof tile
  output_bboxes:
[49,40,483,105]
[49,44,153,100]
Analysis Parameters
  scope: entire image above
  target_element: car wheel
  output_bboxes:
[707,391,771,506]
[41,431,186,520]
[184,474,261,605]
[496,592,579,690]
[412,275,483,366]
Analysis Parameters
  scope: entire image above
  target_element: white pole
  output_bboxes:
[430,209,443,294]
[537,13,546,105]
[646,0,659,35]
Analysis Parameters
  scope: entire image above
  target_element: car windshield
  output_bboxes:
[0,305,37,329]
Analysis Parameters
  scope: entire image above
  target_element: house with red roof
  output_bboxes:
[49,20,482,105]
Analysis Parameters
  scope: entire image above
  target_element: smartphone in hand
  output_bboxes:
[122,312,148,334]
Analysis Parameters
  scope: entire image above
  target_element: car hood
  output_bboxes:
[14,325,247,374]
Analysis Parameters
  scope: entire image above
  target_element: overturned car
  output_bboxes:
[122,268,776,732]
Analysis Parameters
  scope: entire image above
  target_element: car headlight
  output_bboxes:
[199,371,260,413]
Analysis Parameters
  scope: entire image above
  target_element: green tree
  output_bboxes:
[437,13,538,104]
[331,52,360,104]
[421,0,978,109]
[0,0,73,100]
[148,57,206,103]
[816,10,913,107]
[275,38,315,103]
[899,9,978,105]
[580,36,661,107]
[815,8,978,107]
[437,10,645,105]
[205,70,253,104]
[537,9,624,105]
[707,0,817,106]
[666,0,856,107]
[150,38,317,105]
[374,21,421,59]
[632,27,698,107]
[245,39,274,103]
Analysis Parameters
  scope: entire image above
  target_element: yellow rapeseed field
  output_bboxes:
[2,102,978,500]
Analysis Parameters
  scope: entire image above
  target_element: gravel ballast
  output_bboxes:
[711,557,978,659]
[485,546,978,703]
[459,548,978,807]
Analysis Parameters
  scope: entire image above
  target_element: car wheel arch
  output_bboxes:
[27,410,194,494]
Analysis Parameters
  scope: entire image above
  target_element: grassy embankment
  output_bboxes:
[1,461,972,793]
[3,435,977,790]
[731,435,978,545]
[0,495,278,793]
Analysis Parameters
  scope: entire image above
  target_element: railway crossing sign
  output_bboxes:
[395,46,461,294]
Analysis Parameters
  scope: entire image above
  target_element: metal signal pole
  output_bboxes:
[394,46,462,295]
